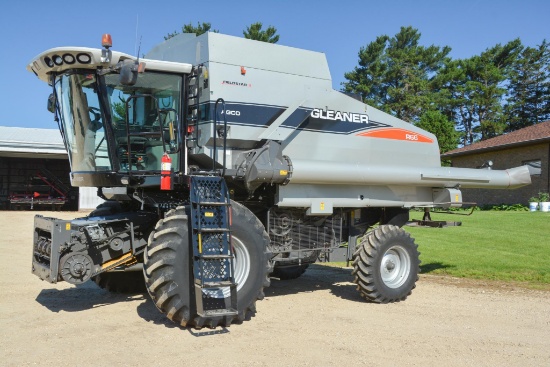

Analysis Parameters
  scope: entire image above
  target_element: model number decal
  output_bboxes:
[356,128,433,143]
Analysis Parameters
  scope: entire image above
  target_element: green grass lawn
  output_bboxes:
[405,210,550,288]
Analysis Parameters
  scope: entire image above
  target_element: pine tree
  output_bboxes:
[243,22,279,43]
[504,40,550,131]
[448,40,522,144]
[343,27,450,123]
[165,22,218,40]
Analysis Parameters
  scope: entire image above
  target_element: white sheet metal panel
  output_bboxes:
[146,32,331,81]
[78,187,104,210]
[0,126,66,158]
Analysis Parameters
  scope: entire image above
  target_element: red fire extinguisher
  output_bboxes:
[160,152,172,190]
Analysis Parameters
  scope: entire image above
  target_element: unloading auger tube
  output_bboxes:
[26,32,531,329]
[288,161,531,188]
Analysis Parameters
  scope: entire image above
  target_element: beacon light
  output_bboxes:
[102,34,112,49]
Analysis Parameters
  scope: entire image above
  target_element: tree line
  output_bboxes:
[166,23,549,152]
[165,22,280,43]
[343,26,550,151]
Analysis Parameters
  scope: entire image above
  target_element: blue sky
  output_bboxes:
[1,0,548,129]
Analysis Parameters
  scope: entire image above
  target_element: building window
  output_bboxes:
[523,159,542,176]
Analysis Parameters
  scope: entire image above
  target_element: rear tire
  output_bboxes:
[143,202,270,328]
[352,225,420,303]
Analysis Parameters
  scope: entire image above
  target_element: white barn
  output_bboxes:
[0,126,104,210]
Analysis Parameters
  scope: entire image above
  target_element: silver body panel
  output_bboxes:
[146,32,530,212]
[28,33,531,213]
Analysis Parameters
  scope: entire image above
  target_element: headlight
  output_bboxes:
[52,54,63,66]
[63,53,76,65]
[76,53,91,64]
[44,56,54,68]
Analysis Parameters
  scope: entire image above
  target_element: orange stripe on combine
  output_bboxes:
[356,128,433,143]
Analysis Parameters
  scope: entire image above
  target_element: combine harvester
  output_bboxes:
[27,33,530,328]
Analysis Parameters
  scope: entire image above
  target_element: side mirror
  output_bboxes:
[47,93,56,113]
[119,59,146,86]
[119,59,138,86]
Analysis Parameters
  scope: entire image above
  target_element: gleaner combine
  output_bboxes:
[27,33,531,328]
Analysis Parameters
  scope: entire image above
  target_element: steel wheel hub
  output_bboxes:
[380,245,411,288]
[204,236,250,299]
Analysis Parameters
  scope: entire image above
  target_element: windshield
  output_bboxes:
[55,71,182,174]
[56,73,110,172]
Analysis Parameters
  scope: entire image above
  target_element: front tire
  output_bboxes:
[143,202,270,328]
[352,225,420,303]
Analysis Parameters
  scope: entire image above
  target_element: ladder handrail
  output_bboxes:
[186,66,202,149]
[213,98,228,176]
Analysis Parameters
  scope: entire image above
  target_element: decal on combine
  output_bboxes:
[356,128,433,143]
[203,101,285,128]
[221,80,252,87]
[221,109,241,116]
[310,108,369,124]
[201,102,392,135]
[299,109,390,135]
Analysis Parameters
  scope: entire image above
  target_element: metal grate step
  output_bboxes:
[200,308,238,317]
[190,175,237,317]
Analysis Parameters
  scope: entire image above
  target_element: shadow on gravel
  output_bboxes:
[266,264,364,303]
[35,282,146,313]
[35,264,364,331]
[420,262,454,274]
[136,297,181,329]
[136,296,249,335]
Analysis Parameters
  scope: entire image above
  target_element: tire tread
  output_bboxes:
[352,224,420,303]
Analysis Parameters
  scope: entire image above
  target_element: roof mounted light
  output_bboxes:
[63,53,75,65]
[101,34,113,63]
[76,53,91,64]
[52,55,63,66]
[102,34,112,49]
[44,56,54,68]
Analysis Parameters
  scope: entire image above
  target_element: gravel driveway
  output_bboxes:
[1,211,548,366]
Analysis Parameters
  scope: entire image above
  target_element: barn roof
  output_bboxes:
[0,126,66,158]
[442,121,550,158]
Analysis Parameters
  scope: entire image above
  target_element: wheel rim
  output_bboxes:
[380,245,411,288]
[204,236,251,299]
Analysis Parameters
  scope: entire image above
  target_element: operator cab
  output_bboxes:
[28,34,192,188]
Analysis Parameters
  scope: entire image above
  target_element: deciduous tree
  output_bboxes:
[415,110,460,154]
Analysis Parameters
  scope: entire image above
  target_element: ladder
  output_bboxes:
[189,175,237,317]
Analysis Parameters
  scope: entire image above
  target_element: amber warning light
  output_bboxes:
[102,34,113,48]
